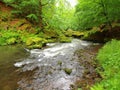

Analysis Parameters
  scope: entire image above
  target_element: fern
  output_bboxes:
[3,0,40,23]
[26,14,38,23]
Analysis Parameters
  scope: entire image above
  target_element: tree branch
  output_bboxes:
[42,1,51,6]
[42,3,49,6]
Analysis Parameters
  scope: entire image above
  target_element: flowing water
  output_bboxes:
[0,39,98,90]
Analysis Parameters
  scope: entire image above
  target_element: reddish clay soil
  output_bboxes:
[0,1,12,12]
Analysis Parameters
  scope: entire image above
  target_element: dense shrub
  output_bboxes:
[3,0,40,23]
[91,39,120,90]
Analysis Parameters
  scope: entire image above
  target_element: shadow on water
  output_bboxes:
[0,45,29,90]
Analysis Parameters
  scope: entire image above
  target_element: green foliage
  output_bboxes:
[0,30,32,46]
[6,38,16,45]
[97,39,120,77]
[82,27,99,38]
[3,0,14,4]
[0,30,19,45]
[2,30,19,39]
[0,29,73,48]
[3,0,77,30]
[43,29,58,38]
[91,39,120,90]
[3,0,41,24]
[0,37,6,45]
[75,0,120,30]
[91,84,103,90]
[26,14,38,23]
[78,88,82,90]
[4,0,120,31]
[42,0,77,30]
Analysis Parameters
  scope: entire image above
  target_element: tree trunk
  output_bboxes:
[100,0,112,31]
[39,0,43,30]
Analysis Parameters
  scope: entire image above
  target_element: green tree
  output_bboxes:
[3,0,56,30]
[75,0,120,30]
[3,0,77,30]
[44,0,76,30]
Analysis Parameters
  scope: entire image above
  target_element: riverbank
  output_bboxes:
[72,44,102,90]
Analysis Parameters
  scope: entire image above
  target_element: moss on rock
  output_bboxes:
[28,44,43,49]
[63,68,72,75]
[65,29,84,37]
[43,30,58,38]
[26,37,43,46]
[47,39,58,43]
[59,35,71,43]
[25,37,48,49]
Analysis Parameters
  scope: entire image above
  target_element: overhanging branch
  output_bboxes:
[42,2,49,6]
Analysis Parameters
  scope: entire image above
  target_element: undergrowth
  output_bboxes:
[0,29,73,49]
[91,39,120,90]
[0,29,42,46]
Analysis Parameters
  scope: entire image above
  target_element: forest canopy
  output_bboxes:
[2,0,77,30]
[2,0,120,31]
[76,0,120,30]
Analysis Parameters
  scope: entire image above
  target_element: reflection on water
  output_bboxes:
[0,45,29,90]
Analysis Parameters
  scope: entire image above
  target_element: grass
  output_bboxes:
[91,39,120,90]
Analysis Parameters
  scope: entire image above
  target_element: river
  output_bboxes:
[0,39,100,90]
[0,45,29,90]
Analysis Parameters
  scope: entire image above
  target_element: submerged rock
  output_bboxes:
[63,68,72,75]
